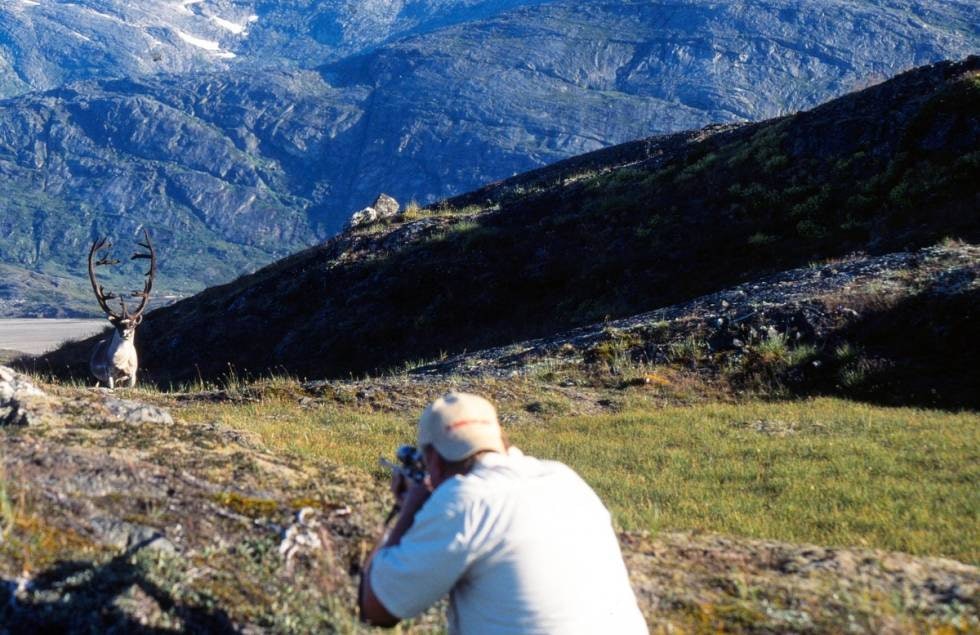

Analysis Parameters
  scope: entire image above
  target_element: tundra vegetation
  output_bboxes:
[2,59,979,633]
[1,361,976,633]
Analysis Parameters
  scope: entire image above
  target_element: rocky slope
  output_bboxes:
[0,367,380,632]
[1,1,977,315]
[34,56,979,388]
[1,368,978,632]
[418,242,980,409]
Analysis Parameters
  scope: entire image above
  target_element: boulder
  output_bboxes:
[0,365,48,426]
[347,206,379,229]
[372,193,400,217]
[103,396,175,426]
[346,194,400,230]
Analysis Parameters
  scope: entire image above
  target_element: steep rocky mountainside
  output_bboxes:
[35,56,980,388]
[0,0,552,98]
[0,1,977,316]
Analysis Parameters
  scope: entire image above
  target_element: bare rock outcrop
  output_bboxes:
[0,366,51,426]
[346,193,401,230]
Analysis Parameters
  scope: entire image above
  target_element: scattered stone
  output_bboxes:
[103,397,175,426]
[372,193,400,217]
[347,206,380,229]
[0,366,48,426]
[0,367,44,401]
[279,507,333,576]
[346,193,400,229]
[90,517,177,555]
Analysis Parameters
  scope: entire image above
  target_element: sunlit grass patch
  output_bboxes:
[174,392,979,563]
[176,396,416,478]
[508,398,979,563]
[0,482,107,575]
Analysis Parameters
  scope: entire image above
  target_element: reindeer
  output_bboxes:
[87,229,157,389]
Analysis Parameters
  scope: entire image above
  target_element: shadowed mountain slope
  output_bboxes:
[1,1,978,316]
[36,57,980,384]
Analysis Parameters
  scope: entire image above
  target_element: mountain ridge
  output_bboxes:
[1,1,977,316]
[32,55,980,386]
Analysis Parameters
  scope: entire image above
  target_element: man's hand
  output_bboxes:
[390,471,408,507]
[402,479,432,509]
[387,480,432,547]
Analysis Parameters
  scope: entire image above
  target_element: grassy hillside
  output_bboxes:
[35,57,978,386]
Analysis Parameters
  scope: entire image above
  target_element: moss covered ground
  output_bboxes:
[171,381,979,565]
[2,368,978,633]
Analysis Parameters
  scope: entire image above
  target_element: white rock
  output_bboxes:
[279,507,330,574]
[0,366,47,426]
[346,193,401,230]
[372,193,399,217]
[347,206,379,229]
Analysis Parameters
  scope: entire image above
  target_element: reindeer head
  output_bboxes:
[88,229,157,334]
[108,314,142,339]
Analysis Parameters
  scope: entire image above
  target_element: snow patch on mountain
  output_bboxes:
[176,29,235,57]
[211,15,248,35]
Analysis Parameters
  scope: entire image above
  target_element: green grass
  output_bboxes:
[174,392,979,564]
[177,397,416,475]
[512,399,979,563]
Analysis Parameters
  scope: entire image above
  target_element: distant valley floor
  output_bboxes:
[0,319,105,356]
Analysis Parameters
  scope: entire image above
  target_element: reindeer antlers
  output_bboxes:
[128,230,156,318]
[88,229,157,321]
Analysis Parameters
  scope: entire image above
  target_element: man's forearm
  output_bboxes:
[385,482,432,547]
[383,506,417,547]
[358,483,431,625]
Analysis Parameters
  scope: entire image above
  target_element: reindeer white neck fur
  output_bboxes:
[87,230,156,389]
[90,316,141,389]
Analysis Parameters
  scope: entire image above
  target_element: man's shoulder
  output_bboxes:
[460,451,592,498]
[469,449,549,479]
[427,451,596,515]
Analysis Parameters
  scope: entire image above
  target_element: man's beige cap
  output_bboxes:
[418,392,505,461]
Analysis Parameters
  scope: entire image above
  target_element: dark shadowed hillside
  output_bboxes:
[2,0,978,316]
[35,57,980,386]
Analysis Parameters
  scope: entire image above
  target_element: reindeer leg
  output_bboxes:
[107,376,115,390]
[127,374,137,388]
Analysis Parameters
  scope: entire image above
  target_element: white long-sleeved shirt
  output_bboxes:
[371,450,648,634]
